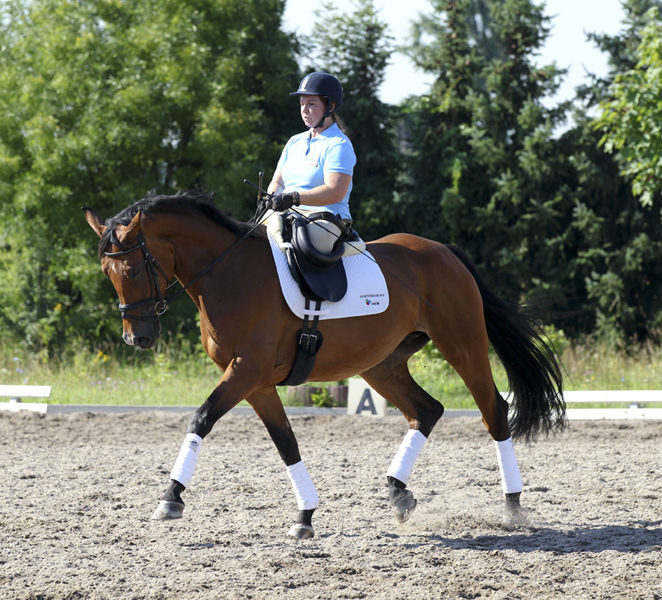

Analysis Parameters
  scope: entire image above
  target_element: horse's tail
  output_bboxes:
[445,244,567,441]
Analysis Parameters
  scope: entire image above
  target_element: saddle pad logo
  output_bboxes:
[362,294,384,307]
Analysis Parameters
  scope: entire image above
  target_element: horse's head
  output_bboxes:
[83,206,174,349]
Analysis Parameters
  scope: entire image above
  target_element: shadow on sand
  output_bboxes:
[408,521,662,554]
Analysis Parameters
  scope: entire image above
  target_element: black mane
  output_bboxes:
[99,190,262,257]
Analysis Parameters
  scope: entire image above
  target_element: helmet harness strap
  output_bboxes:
[313,99,334,130]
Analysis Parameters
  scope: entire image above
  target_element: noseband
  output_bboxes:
[104,234,174,322]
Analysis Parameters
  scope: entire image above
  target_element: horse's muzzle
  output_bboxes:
[122,321,161,349]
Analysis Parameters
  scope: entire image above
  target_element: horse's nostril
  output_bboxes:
[136,336,154,349]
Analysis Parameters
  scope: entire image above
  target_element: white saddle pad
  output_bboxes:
[267,230,389,320]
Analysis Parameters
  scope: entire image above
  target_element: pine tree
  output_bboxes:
[401,0,568,298]
[565,0,662,341]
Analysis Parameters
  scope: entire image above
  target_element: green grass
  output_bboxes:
[1,346,222,406]
[2,339,662,408]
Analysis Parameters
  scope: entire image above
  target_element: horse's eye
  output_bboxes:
[128,265,142,279]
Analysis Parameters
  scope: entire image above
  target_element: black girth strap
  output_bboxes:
[278,298,324,386]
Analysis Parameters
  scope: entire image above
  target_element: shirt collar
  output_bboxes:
[309,122,340,140]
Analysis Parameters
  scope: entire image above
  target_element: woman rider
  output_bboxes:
[266,71,357,253]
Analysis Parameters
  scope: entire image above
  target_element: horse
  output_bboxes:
[83,190,566,539]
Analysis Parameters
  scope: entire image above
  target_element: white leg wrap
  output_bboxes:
[170,433,203,488]
[494,437,523,494]
[286,460,319,510]
[386,429,427,486]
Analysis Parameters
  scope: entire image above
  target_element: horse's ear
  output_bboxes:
[83,207,107,238]
[114,211,142,245]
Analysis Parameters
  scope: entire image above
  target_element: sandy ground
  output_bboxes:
[1,410,660,600]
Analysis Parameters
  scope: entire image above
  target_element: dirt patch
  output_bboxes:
[1,411,660,599]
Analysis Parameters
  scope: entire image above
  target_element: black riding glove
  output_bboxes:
[270,191,300,212]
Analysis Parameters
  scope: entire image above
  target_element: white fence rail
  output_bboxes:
[349,383,662,420]
[0,385,51,413]
[561,390,662,420]
[1,384,662,419]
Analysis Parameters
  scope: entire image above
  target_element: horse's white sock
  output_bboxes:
[286,460,319,510]
[170,433,203,488]
[494,437,523,494]
[386,429,427,486]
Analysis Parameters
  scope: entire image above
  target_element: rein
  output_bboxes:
[104,216,268,321]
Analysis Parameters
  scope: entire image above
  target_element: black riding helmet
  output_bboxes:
[290,71,343,128]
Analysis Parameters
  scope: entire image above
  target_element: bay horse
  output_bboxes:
[83,190,565,539]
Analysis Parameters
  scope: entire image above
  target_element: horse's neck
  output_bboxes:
[165,218,264,300]
[161,219,239,288]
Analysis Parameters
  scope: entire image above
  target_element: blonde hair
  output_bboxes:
[331,111,347,133]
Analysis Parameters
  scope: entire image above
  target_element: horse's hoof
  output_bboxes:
[503,493,528,528]
[502,509,528,528]
[390,488,417,523]
[505,492,521,513]
[287,523,315,539]
[151,500,184,520]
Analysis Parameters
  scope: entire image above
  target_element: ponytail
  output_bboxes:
[331,112,348,134]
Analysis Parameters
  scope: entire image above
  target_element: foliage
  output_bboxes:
[595,7,662,206]
[558,0,662,343]
[2,0,662,356]
[0,0,300,355]
[397,0,662,343]
[401,0,569,292]
[309,387,335,408]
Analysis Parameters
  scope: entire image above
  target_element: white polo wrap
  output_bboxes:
[386,429,427,486]
[286,460,319,510]
[494,437,523,494]
[170,433,203,488]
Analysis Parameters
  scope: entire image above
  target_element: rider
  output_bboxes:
[266,71,357,254]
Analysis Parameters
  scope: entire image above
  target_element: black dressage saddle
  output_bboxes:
[282,212,358,303]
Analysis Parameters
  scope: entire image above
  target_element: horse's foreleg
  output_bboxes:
[152,365,245,521]
[248,388,318,539]
[151,432,202,520]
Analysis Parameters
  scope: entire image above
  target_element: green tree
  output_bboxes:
[562,0,662,342]
[299,0,401,239]
[0,0,299,354]
[595,7,662,206]
[401,0,569,295]
[399,0,662,343]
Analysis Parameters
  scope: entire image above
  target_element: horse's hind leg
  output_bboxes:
[429,321,524,519]
[361,332,444,523]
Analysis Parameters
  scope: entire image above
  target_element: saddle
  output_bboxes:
[281,212,359,303]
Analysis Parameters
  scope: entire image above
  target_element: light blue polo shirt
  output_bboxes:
[276,123,356,220]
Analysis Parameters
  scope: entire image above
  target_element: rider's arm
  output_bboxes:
[296,172,351,206]
[267,168,285,196]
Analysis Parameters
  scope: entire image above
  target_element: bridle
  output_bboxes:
[104,234,173,322]
[103,215,267,322]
